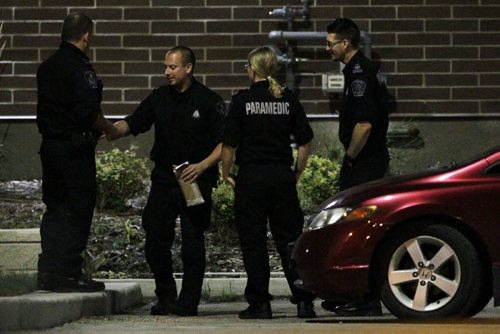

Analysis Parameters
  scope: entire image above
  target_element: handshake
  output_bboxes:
[99,119,130,141]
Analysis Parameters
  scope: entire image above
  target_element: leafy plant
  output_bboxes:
[83,249,108,277]
[87,215,152,278]
[297,154,341,213]
[209,181,238,244]
[95,149,149,212]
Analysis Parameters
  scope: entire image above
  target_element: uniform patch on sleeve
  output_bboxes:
[376,71,386,86]
[84,70,98,89]
[351,79,366,97]
[215,101,227,116]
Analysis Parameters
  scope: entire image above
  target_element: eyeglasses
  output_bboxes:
[244,63,251,70]
[326,39,345,49]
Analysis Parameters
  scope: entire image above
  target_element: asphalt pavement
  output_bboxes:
[10,299,500,334]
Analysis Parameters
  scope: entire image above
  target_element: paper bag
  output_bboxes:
[173,162,205,207]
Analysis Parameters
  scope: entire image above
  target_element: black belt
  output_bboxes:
[43,131,97,144]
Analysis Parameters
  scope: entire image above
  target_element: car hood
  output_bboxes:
[320,168,449,210]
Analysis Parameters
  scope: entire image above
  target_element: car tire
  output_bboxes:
[379,224,485,319]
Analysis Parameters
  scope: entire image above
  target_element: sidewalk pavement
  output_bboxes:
[0,274,290,331]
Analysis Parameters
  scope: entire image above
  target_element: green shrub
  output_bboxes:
[95,149,149,212]
[210,181,238,244]
[297,154,341,213]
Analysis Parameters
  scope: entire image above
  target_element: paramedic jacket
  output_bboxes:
[223,80,313,169]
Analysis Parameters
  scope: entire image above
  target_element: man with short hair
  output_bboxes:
[324,17,390,316]
[36,12,118,292]
[111,46,226,316]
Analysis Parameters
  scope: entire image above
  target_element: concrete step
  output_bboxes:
[0,282,142,331]
[0,228,40,272]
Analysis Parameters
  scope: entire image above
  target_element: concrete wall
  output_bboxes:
[1,119,499,180]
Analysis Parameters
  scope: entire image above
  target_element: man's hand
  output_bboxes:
[103,120,130,141]
[180,163,205,183]
[103,122,121,141]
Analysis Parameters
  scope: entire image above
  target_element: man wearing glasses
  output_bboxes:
[323,18,390,316]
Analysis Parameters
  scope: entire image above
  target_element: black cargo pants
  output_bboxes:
[235,165,315,305]
[38,138,97,278]
[142,167,212,308]
[339,150,390,191]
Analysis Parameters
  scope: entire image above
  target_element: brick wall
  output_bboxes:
[0,0,499,117]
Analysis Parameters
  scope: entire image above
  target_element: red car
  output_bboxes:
[292,146,500,319]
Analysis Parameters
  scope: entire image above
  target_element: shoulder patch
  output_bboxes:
[215,101,227,116]
[376,71,386,86]
[84,70,98,89]
[352,63,363,74]
[351,79,366,97]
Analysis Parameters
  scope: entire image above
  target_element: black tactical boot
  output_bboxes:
[38,273,105,293]
[238,301,272,319]
[297,300,316,318]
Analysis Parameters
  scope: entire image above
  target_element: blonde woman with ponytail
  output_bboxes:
[221,46,316,320]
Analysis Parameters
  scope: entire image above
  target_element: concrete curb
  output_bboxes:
[0,277,291,331]
[0,228,40,272]
[102,277,290,299]
[0,282,142,331]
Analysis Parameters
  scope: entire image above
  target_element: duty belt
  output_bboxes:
[43,131,97,144]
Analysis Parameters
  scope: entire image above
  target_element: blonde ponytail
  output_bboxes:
[248,46,283,98]
[267,76,283,98]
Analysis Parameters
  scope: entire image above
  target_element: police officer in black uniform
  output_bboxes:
[111,46,226,316]
[221,46,316,319]
[36,13,118,292]
[324,17,390,316]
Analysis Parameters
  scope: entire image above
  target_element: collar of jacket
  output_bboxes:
[342,50,364,75]
[59,40,89,61]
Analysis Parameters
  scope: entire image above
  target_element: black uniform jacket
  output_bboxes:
[223,80,313,168]
[125,78,226,184]
[37,41,102,139]
[340,51,389,158]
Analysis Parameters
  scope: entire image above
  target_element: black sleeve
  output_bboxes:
[350,70,377,124]
[70,65,101,130]
[208,96,227,144]
[222,98,242,148]
[124,90,157,136]
[290,95,314,146]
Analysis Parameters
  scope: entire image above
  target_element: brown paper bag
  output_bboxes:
[173,162,205,207]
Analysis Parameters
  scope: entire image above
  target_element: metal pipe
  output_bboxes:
[269,31,372,59]
[269,31,326,41]
[269,0,311,20]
